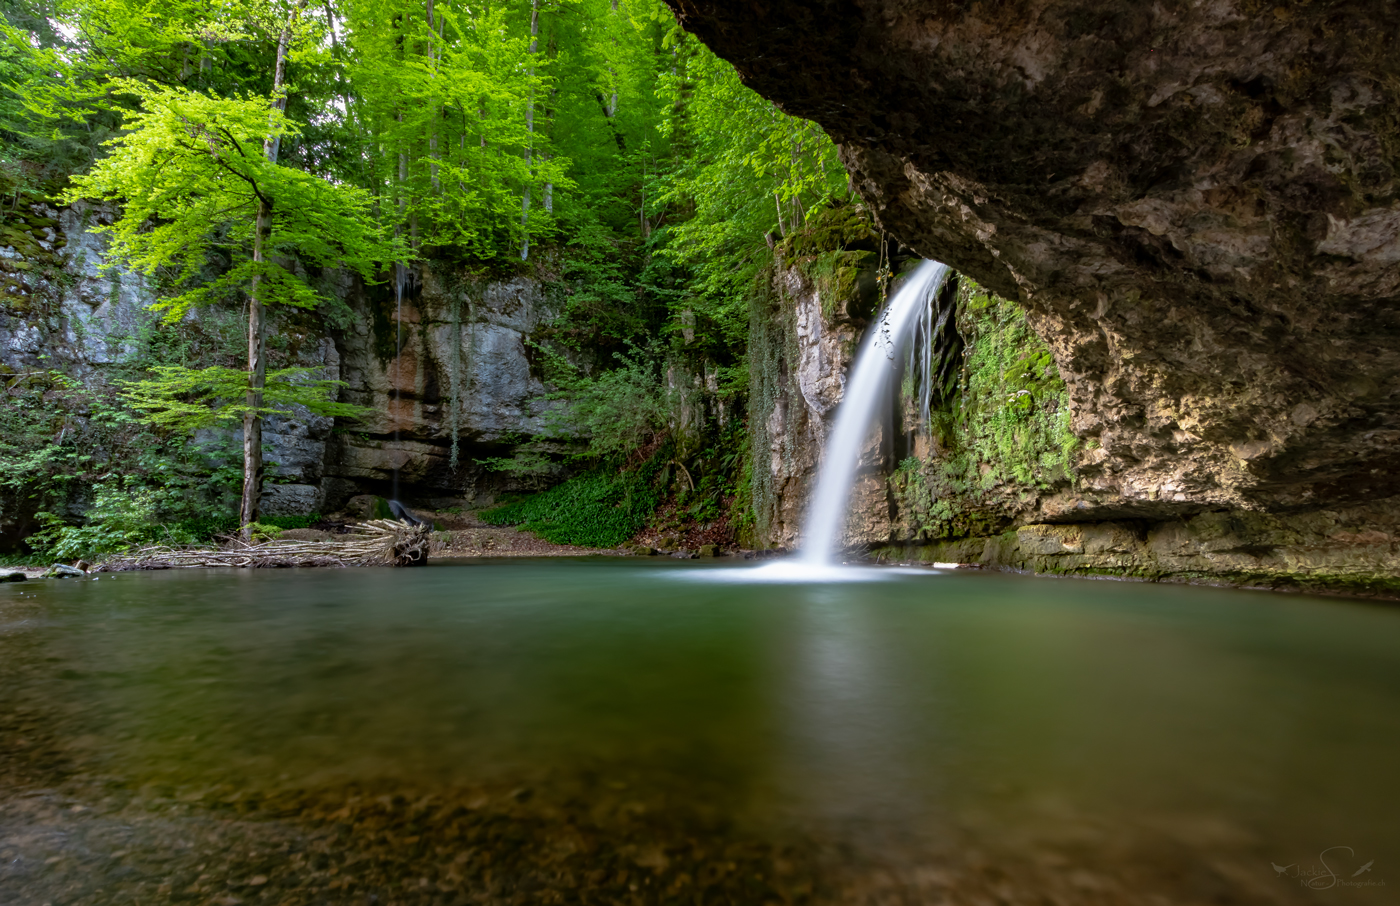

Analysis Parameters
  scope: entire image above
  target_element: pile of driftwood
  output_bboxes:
[98,520,432,571]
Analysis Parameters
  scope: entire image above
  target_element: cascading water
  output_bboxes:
[801,260,952,566]
[904,274,958,442]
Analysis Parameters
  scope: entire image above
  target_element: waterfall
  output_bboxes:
[801,260,952,565]
[904,270,959,444]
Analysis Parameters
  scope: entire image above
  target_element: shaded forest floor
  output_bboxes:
[428,510,620,558]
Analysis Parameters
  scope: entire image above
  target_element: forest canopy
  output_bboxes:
[0,0,852,542]
[3,0,846,285]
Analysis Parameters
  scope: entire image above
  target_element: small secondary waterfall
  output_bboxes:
[801,260,952,565]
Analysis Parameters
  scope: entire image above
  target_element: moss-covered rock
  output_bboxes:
[889,281,1077,543]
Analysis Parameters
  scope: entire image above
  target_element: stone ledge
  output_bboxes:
[869,503,1400,600]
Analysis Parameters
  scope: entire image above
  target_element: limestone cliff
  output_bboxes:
[320,266,566,510]
[668,0,1400,521]
[749,248,871,549]
[751,245,1081,553]
[1,202,569,542]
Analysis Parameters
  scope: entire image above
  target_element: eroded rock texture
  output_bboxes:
[321,267,566,510]
[668,0,1400,518]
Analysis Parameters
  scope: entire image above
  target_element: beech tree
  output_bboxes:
[63,78,402,533]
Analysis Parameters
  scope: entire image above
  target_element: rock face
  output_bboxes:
[752,248,1083,553]
[2,203,568,536]
[2,203,153,374]
[750,251,921,550]
[750,256,868,548]
[322,266,565,510]
[668,0,1400,518]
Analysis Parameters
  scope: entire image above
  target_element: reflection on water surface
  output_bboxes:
[2,559,1397,904]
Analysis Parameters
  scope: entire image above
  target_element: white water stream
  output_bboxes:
[801,260,952,565]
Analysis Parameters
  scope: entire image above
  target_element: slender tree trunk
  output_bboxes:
[393,12,411,251]
[543,29,557,215]
[607,0,619,117]
[242,8,300,536]
[241,201,272,535]
[521,0,538,261]
[543,155,552,213]
[427,0,441,195]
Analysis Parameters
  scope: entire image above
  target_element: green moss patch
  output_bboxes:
[891,281,1078,542]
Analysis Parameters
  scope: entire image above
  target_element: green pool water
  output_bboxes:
[2,559,1396,904]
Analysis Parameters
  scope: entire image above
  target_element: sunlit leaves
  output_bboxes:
[62,79,403,318]
[653,36,848,342]
[340,0,567,259]
[121,364,372,430]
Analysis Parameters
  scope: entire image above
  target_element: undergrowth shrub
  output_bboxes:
[479,448,670,548]
[28,502,324,561]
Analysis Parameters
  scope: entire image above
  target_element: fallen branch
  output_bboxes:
[97,520,432,571]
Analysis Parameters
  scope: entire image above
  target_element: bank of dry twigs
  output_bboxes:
[96,520,432,571]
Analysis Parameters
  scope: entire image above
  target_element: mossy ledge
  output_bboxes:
[870,500,1400,600]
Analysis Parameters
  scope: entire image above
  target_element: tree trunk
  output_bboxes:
[543,154,552,213]
[241,7,300,537]
[427,0,441,195]
[521,0,539,261]
[543,28,557,215]
[240,199,272,534]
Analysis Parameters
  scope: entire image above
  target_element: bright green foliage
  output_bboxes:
[4,0,309,188]
[478,13,851,525]
[480,447,670,548]
[340,0,566,259]
[1,367,244,549]
[121,365,368,431]
[653,36,848,349]
[1,0,104,190]
[2,0,865,552]
[0,1,54,193]
[63,80,400,319]
[58,78,397,438]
